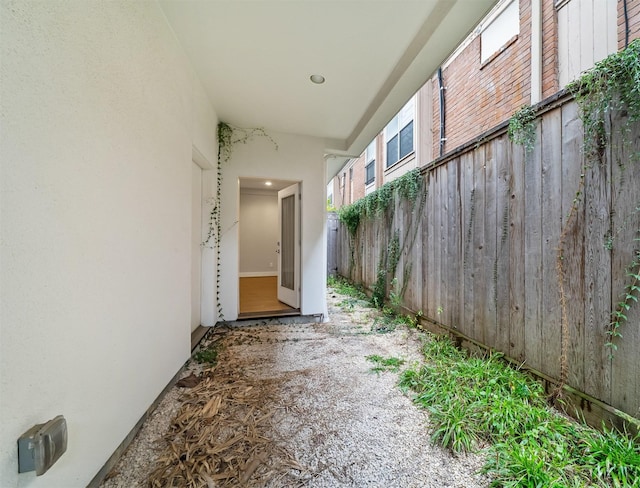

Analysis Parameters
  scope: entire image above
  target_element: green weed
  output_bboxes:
[366,354,406,374]
[193,343,220,365]
[328,275,369,302]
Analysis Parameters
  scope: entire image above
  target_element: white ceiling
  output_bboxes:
[159,0,496,174]
[239,177,294,191]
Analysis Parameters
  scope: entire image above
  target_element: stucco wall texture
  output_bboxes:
[220,130,328,322]
[0,2,218,486]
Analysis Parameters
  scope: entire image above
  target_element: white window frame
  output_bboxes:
[384,97,415,168]
[364,140,376,187]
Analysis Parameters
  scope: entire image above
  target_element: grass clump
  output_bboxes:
[371,308,403,333]
[581,426,640,487]
[399,334,640,487]
[193,343,220,365]
[366,355,406,374]
[371,307,418,333]
[328,275,369,302]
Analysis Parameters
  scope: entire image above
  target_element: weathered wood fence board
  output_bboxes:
[335,98,640,422]
[561,101,586,394]
[495,137,511,356]
[524,122,544,373]
[509,136,526,363]
[610,110,640,418]
[541,109,563,381]
[326,212,339,277]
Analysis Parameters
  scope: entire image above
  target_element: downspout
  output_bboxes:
[437,67,446,157]
[623,0,630,48]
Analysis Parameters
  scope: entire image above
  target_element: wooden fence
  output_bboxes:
[327,212,339,277]
[336,96,640,428]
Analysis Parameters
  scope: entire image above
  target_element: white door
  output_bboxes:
[277,183,300,309]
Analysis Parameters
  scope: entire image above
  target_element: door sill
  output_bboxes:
[237,309,300,320]
[190,325,209,351]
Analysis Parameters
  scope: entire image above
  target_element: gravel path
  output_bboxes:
[101,289,490,487]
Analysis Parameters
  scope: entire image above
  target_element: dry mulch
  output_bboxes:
[101,290,490,488]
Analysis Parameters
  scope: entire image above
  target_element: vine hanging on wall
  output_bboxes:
[202,122,278,321]
[508,104,537,153]
[568,38,640,163]
[338,168,423,238]
[553,39,640,393]
[338,168,426,309]
[608,246,640,356]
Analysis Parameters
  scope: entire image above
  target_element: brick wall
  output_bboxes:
[350,154,366,203]
[431,0,532,156]
[541,0,559,98]
[332,0,640,204]
[619,0,640,49]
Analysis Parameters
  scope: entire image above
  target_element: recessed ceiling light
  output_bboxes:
[265,181,272,186]
[310,74,325,84]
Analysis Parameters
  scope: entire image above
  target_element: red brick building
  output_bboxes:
[330,0,640,208]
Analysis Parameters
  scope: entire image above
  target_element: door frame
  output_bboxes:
[277,182,301,309]
[192,146,216,328]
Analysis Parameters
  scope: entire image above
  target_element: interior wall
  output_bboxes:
[0,2,218,486]
[239,190,279,276]
[220,132,328,321]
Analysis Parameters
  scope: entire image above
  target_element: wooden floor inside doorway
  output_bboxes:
[239,276,298,318]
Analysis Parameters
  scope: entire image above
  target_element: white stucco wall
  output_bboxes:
[220,132,328,321]
[239,191,279,276]
[0,2,217,486]
[192,74,219,328]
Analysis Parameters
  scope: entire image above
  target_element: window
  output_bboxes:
[365,139,376,185]
[385,97,414,168]
[480,0,519,64]
[399,121,414,160]
[365,162,375,185]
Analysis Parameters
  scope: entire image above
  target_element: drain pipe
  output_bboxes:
[437,67,446,157]
[623,0,630,48]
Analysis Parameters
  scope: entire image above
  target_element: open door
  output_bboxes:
[277,183,300,309]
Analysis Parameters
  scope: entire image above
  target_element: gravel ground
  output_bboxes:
[101,289,491,487]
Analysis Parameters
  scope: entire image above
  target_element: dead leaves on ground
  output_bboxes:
[148,348,309,488]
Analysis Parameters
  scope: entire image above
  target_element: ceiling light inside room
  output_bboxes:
[310,74,325,84]
[265,181,272,186]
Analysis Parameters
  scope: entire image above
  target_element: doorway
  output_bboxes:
[238,178,300,319]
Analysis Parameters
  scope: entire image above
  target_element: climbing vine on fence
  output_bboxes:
[508,104,537,153]
[372,230,400,308]
[338,168,423,238]
[506,40,640,392]
[202,122,278,321]
[338,168,426,309]
[607,245,640,357]
[568,38,640,163]
[553,40,640,386]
